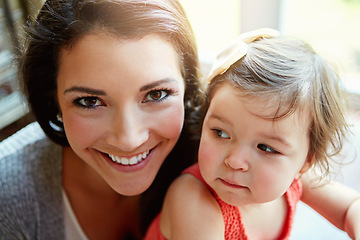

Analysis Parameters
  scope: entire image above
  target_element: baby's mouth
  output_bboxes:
[108,150,150,166]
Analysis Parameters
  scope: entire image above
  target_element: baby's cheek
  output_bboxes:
[198,139,218,172]
[254,169,289,201]
[199,144,212,163]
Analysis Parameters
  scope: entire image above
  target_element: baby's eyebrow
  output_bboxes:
[208,114,233,127]
[261,134,291,148]
[64,86,106,95]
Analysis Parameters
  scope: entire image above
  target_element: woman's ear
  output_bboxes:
[299,152,316,174]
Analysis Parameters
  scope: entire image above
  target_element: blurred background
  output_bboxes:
[0,0,42,135]
[180,0,360,93]
[0,0,359,238]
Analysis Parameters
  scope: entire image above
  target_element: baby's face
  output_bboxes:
[198,82,312,206]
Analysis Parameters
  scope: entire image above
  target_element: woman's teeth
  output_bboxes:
[108,150,150,165]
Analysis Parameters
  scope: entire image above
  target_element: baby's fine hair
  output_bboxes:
[207,36,349,177]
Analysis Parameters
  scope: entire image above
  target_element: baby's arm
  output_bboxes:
[159,174,225,240]
[344,198,360,239]
[300,171,360,239]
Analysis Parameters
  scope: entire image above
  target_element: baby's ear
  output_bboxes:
[299,152,316,174]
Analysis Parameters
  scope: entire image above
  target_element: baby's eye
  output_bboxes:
[144,90,171,102]
[213,129,230,139]
[74,97,104,109]
[257,144,279,154]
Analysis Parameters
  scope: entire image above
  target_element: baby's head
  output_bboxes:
[204,29,348,177]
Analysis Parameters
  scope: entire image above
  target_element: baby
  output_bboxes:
[144,28,360,240]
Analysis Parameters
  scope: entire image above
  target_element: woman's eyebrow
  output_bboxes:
[64,86,106,95]
[139,78,176,92]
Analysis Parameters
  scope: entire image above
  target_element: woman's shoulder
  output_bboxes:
[0,122,61,161]
[0,122,47,156]
[0,121,62,192]
[0,122,64,238]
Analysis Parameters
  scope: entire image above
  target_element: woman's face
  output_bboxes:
[57,33,185,196]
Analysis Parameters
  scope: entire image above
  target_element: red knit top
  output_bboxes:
[144,164,302,240]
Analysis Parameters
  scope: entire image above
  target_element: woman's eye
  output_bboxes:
[257,144,279,154]
[75,97,103,108]
[213,129,230,139]
[144,90,170,102]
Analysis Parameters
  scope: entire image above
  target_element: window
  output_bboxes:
[180,0,360,94]
[281,0,360,94]
[179,0,241,74]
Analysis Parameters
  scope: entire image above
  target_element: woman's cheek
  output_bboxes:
[157,103,185,140]
[63,114,101,147]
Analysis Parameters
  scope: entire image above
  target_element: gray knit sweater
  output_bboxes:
[0,122,64,240]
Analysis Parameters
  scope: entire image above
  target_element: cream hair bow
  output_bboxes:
[207,28,280,83]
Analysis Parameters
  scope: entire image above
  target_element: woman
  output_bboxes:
[0,0,202,239]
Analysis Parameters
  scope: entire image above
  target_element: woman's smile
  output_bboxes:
[108,150,150,166]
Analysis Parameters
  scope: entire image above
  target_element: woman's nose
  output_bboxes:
[224,146,250,171]
[106,107,149,151]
